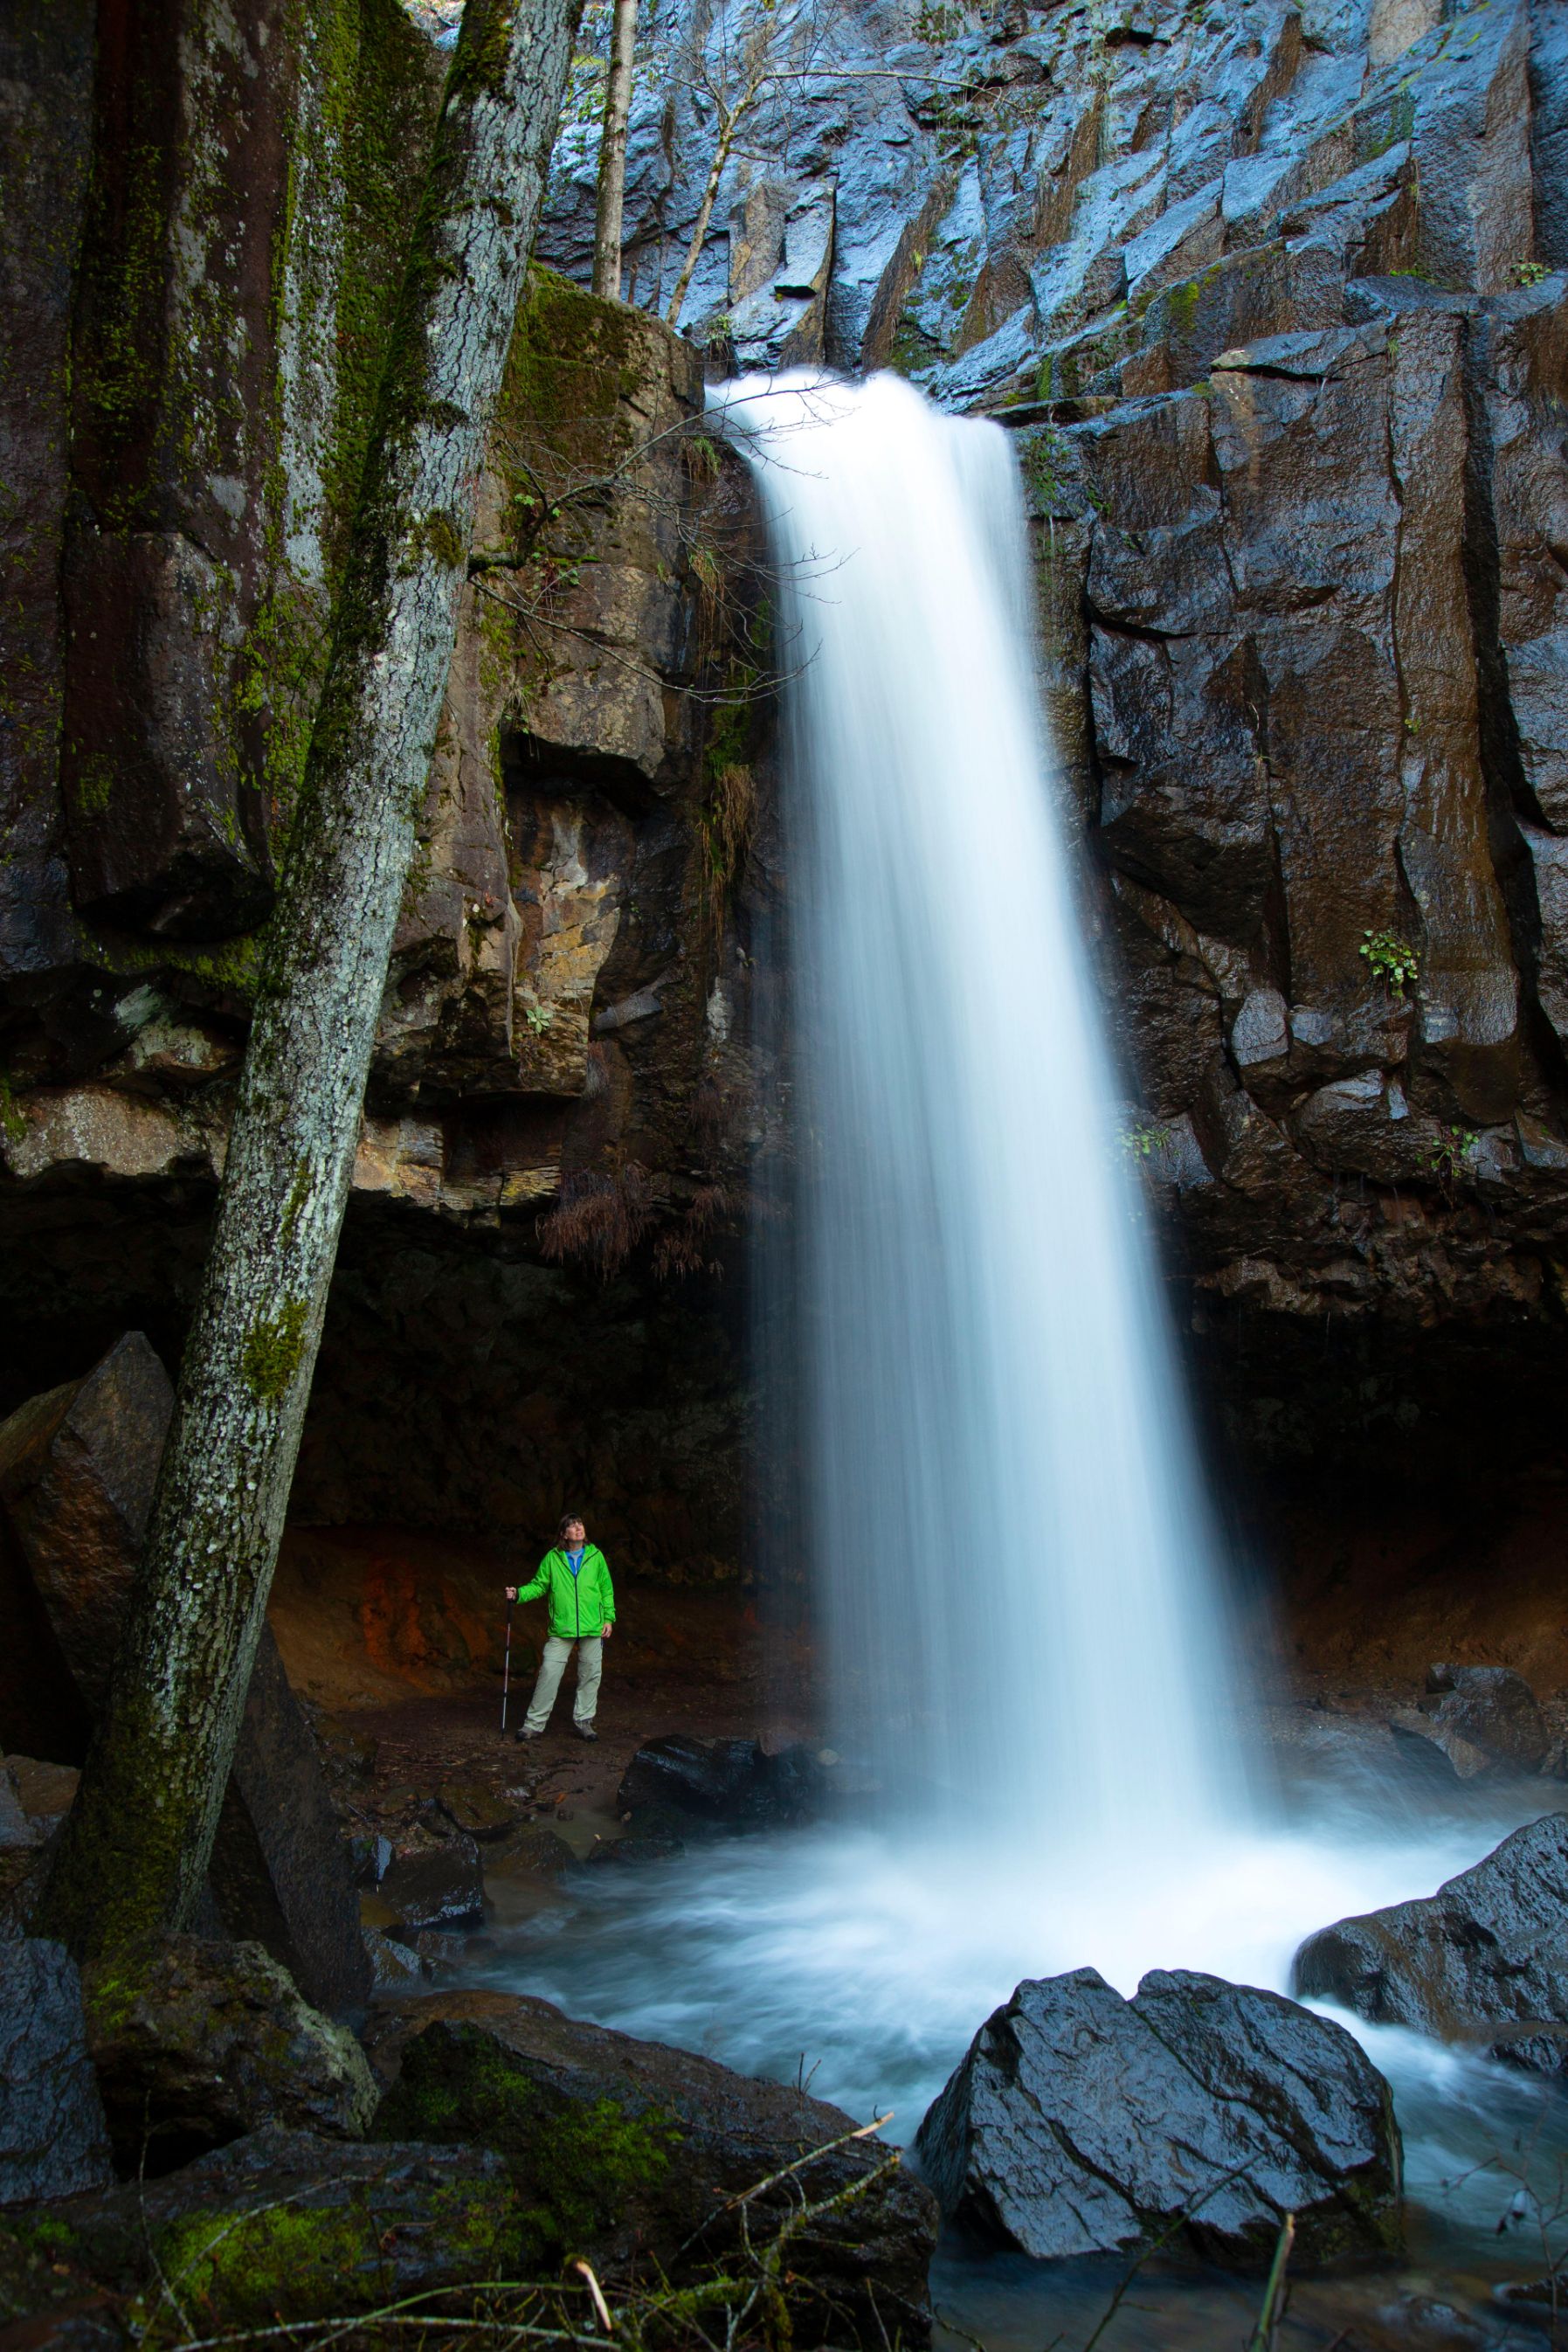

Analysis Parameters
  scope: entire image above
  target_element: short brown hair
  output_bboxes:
[557,1512,585,1539]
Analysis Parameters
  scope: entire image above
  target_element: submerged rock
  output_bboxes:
[915,1966,1401,2269]
[376,1836,485,1933]
[1293,1811,1568,2072]
[435,1783,518,1842]
[365,1987,937,2342]
[0,1938,113,2205]
[615,1734,830,1832]
[83,1935,376,2174]
[489,1821,576,1877]
[1388,1664,1549,1781]
[586,1832,686,1866]
[361,1926,427,1990]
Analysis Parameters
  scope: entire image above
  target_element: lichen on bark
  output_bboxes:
[37,0,583,1966]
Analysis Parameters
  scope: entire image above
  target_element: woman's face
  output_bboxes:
[563,1520,586,1547]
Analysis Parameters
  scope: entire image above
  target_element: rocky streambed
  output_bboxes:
[12,1335,1568,2346]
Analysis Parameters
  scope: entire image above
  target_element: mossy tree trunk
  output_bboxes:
[38,0,580,1964]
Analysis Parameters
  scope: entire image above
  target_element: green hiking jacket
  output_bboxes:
[515,1544,615,1642]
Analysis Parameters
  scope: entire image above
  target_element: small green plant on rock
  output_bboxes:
[522,1000,553,1035]
[915,0,964,38]
[1511,259,1550,287]
[1360,929,1419,997]
[1119,1118,1170,1161]
[1428,1124,1479,1186]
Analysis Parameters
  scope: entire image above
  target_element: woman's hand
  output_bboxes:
[506,1587,516,1602]
[602,1622,613,1638]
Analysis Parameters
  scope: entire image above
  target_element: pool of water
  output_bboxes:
[467,1746,1568,2349]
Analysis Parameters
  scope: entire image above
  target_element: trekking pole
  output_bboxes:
[501,1595,515,1734]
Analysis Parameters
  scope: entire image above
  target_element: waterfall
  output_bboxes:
[724,371,1251,1861]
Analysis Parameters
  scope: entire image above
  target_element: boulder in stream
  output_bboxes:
[1293,1810,1568,2072]
[615,1733,831,1832]
[376,1835,485,1933]
[915,1966,1402,2268]
[365,1986,938,2342]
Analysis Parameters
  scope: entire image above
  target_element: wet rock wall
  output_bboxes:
[0,4,770,1575]
[546,0,1568,1506]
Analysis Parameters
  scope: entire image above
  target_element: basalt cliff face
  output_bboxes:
[0,4,770,1579]
[541,0,1568,1504]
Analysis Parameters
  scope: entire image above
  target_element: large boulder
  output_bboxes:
[915,1967,1401,2270]
[1387,1663,1550,1781]
[0,1337,368,2013]
[365,1988,937,2343]
[1293,1811,1568,2072]
[0,1939,113,2204]
[82,1935,376,2174]
[0,1334,170,1712]
[615,1734,831,1833]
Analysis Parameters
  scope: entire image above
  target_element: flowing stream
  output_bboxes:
[481,373,1568,2346]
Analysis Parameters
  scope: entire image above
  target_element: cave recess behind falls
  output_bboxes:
[726,370,1252,1863]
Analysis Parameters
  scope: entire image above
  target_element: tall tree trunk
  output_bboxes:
[591,0,638,299]
[38,0,579,1964]
[667,95,748,327]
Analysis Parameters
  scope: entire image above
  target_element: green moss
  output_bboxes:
[157,2201,378,2327]
[240,1297,309,1402]
[704,670,755,786]
[31,1683,204,1961]
[311,0,440,578]
[494,265,644,488]
[72,750,115,817]
[375,2025,680,2258]
[406,507,466,570]
[72,123,172,518]
[0,2214,93,2329]
[0,1076,25,1146]
[1362,81,1418,163]
[231,0,439,851]
[1167,274,1202,332]
[280,1157,314,1245]
[1020,425,1070,508]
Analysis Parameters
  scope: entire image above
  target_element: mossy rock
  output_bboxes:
[363,1990,938,2338]
[14,2128,528,2336]
[373,2019,680,2263]
[83,1935,376,2175]
[0,2211,101,2328]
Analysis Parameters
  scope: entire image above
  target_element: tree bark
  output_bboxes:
[591,0,638,300]
[667,93,750,328]
[38,0,579,1963]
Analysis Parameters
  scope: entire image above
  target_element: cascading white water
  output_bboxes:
[487,378,1555,2339]
[723,370,1248,1858]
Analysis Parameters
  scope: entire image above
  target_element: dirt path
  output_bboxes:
[319,1577,819,1864]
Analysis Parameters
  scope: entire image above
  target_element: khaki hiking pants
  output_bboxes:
[523,1635,602,1733]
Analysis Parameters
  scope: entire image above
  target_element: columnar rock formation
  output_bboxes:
[544,0,1568,1493]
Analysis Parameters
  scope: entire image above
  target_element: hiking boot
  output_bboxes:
[515,1727,542,1742]
[574,1724,598,1742]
